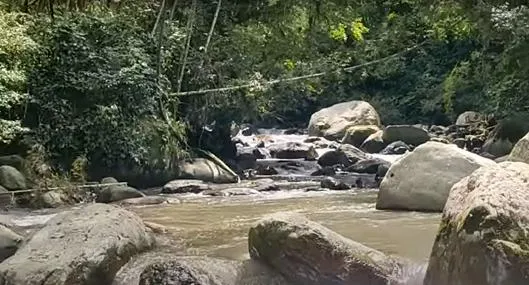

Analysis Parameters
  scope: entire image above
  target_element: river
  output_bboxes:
[133,188,441,263]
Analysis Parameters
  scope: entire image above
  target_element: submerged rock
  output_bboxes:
[114,253,290,285]
[376,141,495,212]
[0,203,154,285]
[308,100,381,141]
[248,212,405,285]
[424,162,529,285]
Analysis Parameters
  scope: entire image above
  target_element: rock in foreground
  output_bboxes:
[0,203,154,285]
[377,141,495,212]
[248,212,404,285]
[0,225,22,262]
[424,162,529,285]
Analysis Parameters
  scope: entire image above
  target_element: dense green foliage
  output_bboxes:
[1,0,528,182]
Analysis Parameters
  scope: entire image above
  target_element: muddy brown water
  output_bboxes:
[133,189,441,263]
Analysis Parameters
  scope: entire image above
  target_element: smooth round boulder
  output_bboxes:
[376,141,496,212]
[508,132,529,163]
[161,179,210,194]
[382,125,431,146]
[96,185,145,203]
[455,111,483,126]
[308,101,381,141]
[341,125,380,147]
[248,212,405,285]
[424,162,529,285]
[0,166,26,191]
[0,203,154,285]
[177,158,239,183]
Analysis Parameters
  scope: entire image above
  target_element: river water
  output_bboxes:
[133,189,441,263]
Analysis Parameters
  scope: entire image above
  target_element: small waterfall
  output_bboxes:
[397,262,428,285]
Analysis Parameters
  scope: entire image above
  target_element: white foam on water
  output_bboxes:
[11,213,57,227]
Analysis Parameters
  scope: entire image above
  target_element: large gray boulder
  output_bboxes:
[114,252,291,285]
[0,225,22,262]
[376,141,495,212]
[308,101,381,141]
[0,166,26,191]
[177,158,239,183]
[96,185,145,203]
[248,212,405,285]
[424,162,529,285]
[0,203,154,285]
[508,132,529,163]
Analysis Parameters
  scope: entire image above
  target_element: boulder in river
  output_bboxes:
[308,100,381,141]
[96,185,145,203]
[341,125,380,147]
[177,158,239,184]
[455,111,484,126]
[424,162,529,285]
[376,141,496,212]
[0,166,26,191]
[0,225,22,262]
[267,141,315,159]
[320,177,350,190]
[248,212,405,285]
[113,252,290,285]
[346,158,390,174]
[0,203,154,285]
[381,141,410,155]
[508,132,529,163]
[382,125,431,147]
[161,179,210,194]
[360,130,386,153]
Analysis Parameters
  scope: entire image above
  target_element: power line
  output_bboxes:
[170,41,427,97]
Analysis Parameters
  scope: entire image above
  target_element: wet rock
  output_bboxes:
[114,254,291,285]
[308,100,381,141]
[0,166,27,191]
[161,179,210,194]
[310,166,337,176]
[117,196,168,206]
[346,158,390,174]
[97,185,145,203]
[360,130,386,153]
[177,158,239,184]
[455,111,483,126]
[508,132,529,163]
[318,145,368,167]
[0,203,154,285]
[267,142,313,159]
[376,141,496,212]
[382,125,431,146]
[254,165,279,175]
[0,225,22,262]
[424,162,529,285]
[203,187,260,196]
[452,138,466,149]
[248,212,405,285]
[376,163,390,182]
[255,160,320,176]
[341,125,380,147]
[380,141,410,155]
[320,177,350,190]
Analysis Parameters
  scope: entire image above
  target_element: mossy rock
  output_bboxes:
[424,162,529,285]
